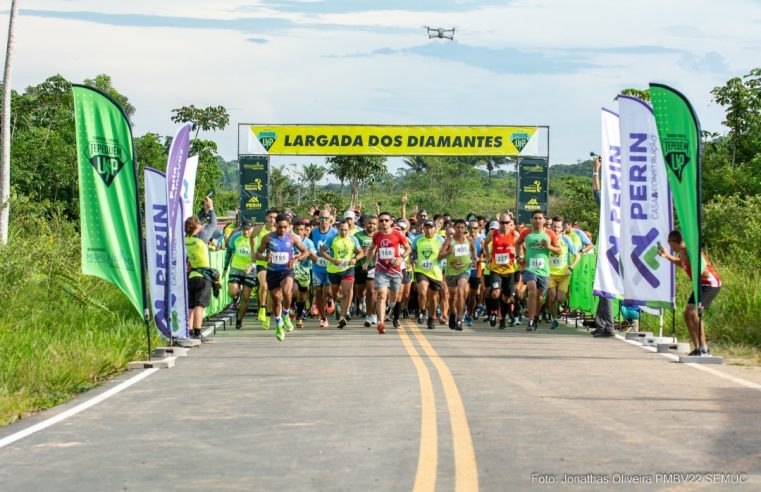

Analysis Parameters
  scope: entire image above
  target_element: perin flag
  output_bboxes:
[650,84,702,307]
[72,85,145,317]
[592,108,624,299]
[617,95,675,308]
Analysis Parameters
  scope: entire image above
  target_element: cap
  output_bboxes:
[343,210,356,220]
[397,221,409,230]
[242,220,255,229]
[423,220,435,227]
[489,221,499,230]
[466,213,477,221]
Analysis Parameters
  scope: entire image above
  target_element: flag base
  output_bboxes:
[656,342,691,354]
[678,355,723,364]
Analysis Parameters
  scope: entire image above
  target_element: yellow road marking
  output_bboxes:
[398,325,438,492]
[406,320,480,492]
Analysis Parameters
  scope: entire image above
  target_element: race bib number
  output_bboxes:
[339,260,350,269]
[271,252,290,265]
[454,244,469,257]
[237,246,250,257]
[367,268,375,279]
[495,253,510,265]
[420,260,434,270]
[529,257,546,270]
[317,257,328,268]
[550,256,563,267]
[379,247,395,260]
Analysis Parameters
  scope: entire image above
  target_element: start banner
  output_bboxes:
[242,124,549,157]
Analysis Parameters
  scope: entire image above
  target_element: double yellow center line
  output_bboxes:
[398,320,479,492]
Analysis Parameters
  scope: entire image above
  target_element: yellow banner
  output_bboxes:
[248,125,540,156]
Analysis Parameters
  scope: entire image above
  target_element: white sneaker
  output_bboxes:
[372,314,378,325]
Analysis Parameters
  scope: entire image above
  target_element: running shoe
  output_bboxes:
[236,319,243,330]
[345,311,352,322]
[455,320,463,331]
[499,318,506,330]
[364,317,372,327]
[258,307,266,322]
[319,318,329,329]
[465,316,473,327]
[262,316,271,330]
[688,348,701,356]
[526,320,535,332]
[515,315,523,325]
[377,322,386,334]
[475,305,485,318]
[371,314,378,325]
[326,299,335,315]
[700,347,712,356]
[489,312,497,327]
[427,317,435,330]
[417,310,426,324]
[551,319,558,330]
[310,304,320,317]
[283,316,294,332]
[338,317,346,329]
[335,302,342,321]
[393,318,400,329]
[297,318,304,329]
[275,322,285,341]
[449,313,457,330]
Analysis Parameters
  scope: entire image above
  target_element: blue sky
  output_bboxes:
[2,0,760,178]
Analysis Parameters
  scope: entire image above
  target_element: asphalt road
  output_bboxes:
[2,315,761,491]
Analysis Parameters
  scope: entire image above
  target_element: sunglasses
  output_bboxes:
[499,221,512,225]
[379,218,391,223]
[319,217,329,221]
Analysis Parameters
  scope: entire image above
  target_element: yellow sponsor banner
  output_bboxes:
[249,125,539,156]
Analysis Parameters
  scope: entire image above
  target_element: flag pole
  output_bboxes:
[129,121,152,360]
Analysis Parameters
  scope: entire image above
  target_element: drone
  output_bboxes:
[425,26,455,40]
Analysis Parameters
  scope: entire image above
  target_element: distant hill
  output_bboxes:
[549,159,594,177]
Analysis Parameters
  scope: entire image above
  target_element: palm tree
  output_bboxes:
[0,0,19,245]
[299,162,326,202]
[269,166,293,209]
[402,156,428,173]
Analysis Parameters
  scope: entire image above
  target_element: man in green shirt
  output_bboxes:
[516,210,562,332]
[320,220,364,329]
[354,216,378,327]
[440,219,477,331]
[223,220,258,329]
[413,221,445,330]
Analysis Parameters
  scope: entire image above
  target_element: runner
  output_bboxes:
[483,213,520,329]
[321,220,364,329]
[293,218,318,329]
[310,209,338,328]
[250,208,278,329]
[564,220,594,255]
[395,218,414,326]
[354,216,378,327]
[367,211,411,334]
[254,214,310,342]
[223,220,258,329]
[547,217,580,329]
[658,229,722,355]
[413,220,445,330]
[465,219,484,326]
[441,219,477,331]
[343,210,361,236]
[516,210,561,332]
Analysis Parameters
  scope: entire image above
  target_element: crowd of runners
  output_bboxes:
[211,194,601,343]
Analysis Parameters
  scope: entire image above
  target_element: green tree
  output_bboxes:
[326,155,387,208]
[297,162,326,203]
[270,166,294,209]
[170,104,230,139]
[402,156,428,173]
[83,74,136,121]
[618,88,651,101]
[711,69,761,167]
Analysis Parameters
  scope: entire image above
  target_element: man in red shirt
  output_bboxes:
[367,211,412,334]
